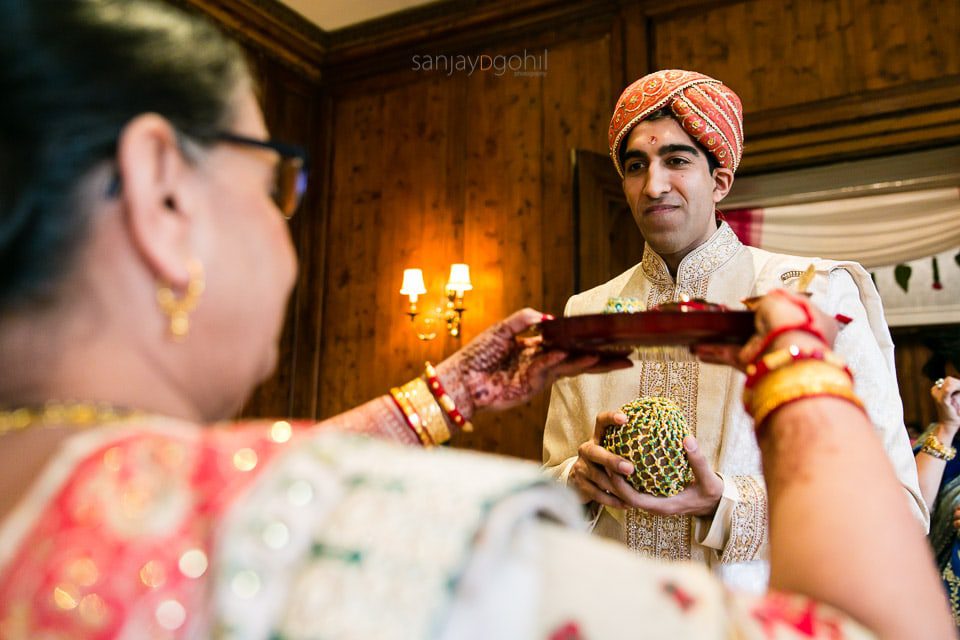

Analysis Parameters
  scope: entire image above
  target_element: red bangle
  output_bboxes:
[424,362,473,433]
[745,345,852,390]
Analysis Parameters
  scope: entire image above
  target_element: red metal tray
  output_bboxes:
[540,310,755,356]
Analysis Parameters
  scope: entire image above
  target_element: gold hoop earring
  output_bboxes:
[156,260,205,340]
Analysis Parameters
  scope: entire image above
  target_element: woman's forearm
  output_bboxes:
[313,395,422,445]
[761,398,954,639]
[310,360,475,447]
[916,422,957,512]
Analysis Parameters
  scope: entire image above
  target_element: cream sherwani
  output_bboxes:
[543,222,928,593]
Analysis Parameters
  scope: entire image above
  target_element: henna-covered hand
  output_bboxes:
[435,308,632,418]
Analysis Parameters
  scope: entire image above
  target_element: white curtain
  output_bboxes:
[738,187,960,269]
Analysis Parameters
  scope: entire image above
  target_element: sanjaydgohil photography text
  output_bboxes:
[411,49,548,77]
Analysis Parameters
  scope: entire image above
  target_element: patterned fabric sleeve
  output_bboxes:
[719,475,769,565]
[315,395,421,446]
[694,473,768,565]
[542,296,590,485]
[0,420,291,639]
[542,374,588,485]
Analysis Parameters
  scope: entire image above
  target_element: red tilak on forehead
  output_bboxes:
[649,136,657,144]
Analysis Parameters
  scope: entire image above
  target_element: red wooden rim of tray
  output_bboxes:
[539,310,755,355]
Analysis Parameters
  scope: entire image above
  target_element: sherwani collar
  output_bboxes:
[640,221,743,292]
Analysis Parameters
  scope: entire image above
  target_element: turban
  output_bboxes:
[608,69,743,177]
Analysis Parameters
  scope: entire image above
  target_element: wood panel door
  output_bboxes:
[573,150,643,293]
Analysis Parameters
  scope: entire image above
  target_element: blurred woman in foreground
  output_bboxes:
[0,1,952,638]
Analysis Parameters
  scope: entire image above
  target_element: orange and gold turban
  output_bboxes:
[608,69,743,177]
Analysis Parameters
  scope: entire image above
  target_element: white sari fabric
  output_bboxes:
[0,420,873,639]
[211,431,875,639]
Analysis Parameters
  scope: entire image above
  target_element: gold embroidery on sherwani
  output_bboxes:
[627,224,740,561]
[720,475,767,564]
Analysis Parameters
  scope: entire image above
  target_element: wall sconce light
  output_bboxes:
[444,263,472,338]
[400,264,473,340]
[400,268,427,319]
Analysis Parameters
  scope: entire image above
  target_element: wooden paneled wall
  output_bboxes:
[238,52,330,420]
[645,0,960,171]
[183,0,960,460]
[321,27,615,458]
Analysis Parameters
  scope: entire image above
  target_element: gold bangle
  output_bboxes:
[747,361,864,428]
[751,383,864,428]
[397,377,451,445]
[921,433,957,461]
[390,386,433,447]
[745,359,854,408]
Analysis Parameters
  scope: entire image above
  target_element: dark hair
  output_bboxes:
[0,0,249,310]
[619,107,721,173]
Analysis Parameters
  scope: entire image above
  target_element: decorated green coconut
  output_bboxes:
[603,297,644,314]
[602,396,693,497]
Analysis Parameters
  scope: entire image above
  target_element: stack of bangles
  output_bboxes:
[389,362,473,447]
[743,343,865,432]
[920,433,956,461]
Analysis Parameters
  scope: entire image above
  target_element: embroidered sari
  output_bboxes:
[927,440,960,627]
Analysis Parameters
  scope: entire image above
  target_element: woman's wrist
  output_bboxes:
[921,429,957,462]
[766,330,829,355]
[432,359,476,423]
[935,421,960,444]
[744,332,861,434]
[389,361,476,446]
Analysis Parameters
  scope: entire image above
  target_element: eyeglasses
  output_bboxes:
[215,132,309,219]
[105,131,310,219]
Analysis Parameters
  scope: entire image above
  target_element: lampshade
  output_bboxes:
[446,263,473,292]
[400,268,427,297]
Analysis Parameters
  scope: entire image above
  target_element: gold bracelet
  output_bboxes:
[751,383,864,428]
[389,386,433,447]
[921,433,957,461]
[745,359,855,410]
[397,377,451,445]
[747,360,864,429]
